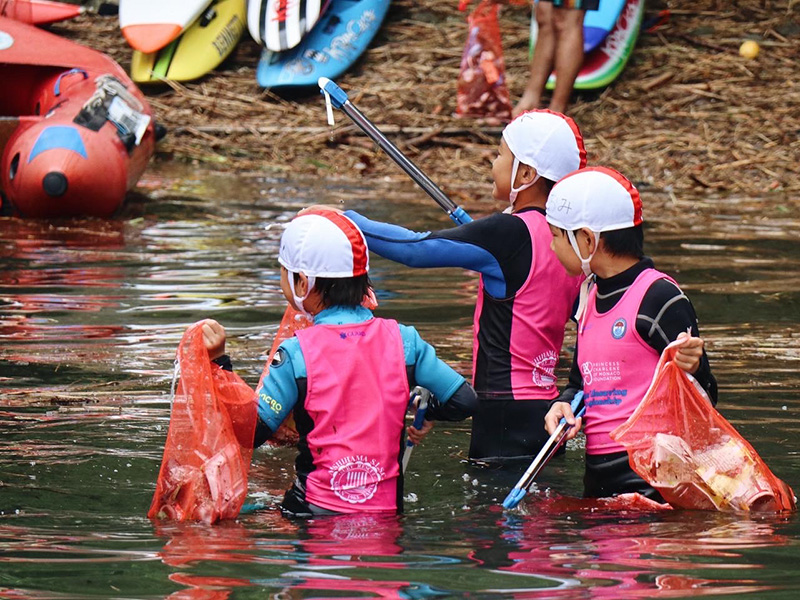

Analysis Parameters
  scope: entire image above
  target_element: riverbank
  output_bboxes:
[53,0,799,203]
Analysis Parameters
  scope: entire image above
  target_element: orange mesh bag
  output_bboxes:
[148,322,258,524]
[455,0,513,121]
[611,339,796,513]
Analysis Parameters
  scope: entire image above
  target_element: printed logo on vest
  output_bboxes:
[581,361,621,385]
[329,455,385,504]
[532,350,558,388]
[611,318,627,339]
[585,388,628,407]
[339,330,366,340]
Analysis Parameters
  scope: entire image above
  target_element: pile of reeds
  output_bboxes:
[52,0,799,201]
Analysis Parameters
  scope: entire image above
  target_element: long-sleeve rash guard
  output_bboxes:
[251,305,477,445]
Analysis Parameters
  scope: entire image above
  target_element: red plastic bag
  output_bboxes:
[611,339,796,513]
[148,322,258,524]
[455,0,512,121]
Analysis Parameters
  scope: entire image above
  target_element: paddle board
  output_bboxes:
[529,0,627,55]
[130,0,246,83]
[119,0,214,53]
[0,0,83,25]
[247,0,329,52]
[547,0,644,90]
[256,0,390,89]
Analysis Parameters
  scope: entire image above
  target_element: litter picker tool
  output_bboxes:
[502,391,585,509]
[317,77,473,226]
[402,386,431,474]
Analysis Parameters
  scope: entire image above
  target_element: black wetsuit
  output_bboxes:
[346,208,577,465]
[554,257,718,499]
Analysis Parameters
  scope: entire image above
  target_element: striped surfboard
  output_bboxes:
[247,0,328,52]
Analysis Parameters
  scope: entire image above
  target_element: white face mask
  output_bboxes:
[287,271,316,317]
[508,157,540,209]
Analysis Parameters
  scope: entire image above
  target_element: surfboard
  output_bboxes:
[529,0,627,55]
[119,0,214,54]
[0,0,83,26]
[584,0,627,52]
[130,0,246,83]
[247,0,329,52]
[256,0,390,89]
[547,0,644,91]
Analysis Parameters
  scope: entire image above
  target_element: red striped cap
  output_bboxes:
[278,209,369,277]
[546,167,643,232]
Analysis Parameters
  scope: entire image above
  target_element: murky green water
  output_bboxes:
[1,165,799,598]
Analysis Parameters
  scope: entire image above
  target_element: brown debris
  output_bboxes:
[47,0,800,202]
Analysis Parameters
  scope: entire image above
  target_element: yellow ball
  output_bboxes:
[739,40,760,59]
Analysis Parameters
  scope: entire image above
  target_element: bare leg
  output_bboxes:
[513,2,556,118]
[549,8,585,114]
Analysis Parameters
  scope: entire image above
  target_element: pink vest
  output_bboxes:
[295,318,410,513]
[472,210,582,399]
[578,268,677,454]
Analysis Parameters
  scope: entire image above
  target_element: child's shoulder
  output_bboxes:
[275,336,304,368]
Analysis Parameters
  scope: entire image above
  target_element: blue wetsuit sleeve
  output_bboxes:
[345,210,509,297]
[253,339,303,433]
[400,324,477,420]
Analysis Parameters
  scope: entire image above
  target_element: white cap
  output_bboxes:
[502,109,587,183]
[278,209,369,278]
[546,166,643,233]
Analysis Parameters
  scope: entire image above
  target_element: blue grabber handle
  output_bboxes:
[402,386,431,473]
[318,77,472,226]
[407,388,430,447]
[54,68,89,96]
[502,392,586,509]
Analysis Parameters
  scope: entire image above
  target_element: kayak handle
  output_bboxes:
[55,68,89,96]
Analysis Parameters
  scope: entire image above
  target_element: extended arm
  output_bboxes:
[400,324,478,421]
[345,210,534,298]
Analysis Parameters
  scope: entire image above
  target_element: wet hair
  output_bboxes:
[295,272,372,308]
[599,225,644,259]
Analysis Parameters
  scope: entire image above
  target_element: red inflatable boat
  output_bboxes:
[1,0,84,26]
[0,16,157,217]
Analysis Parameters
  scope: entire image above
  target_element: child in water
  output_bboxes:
[544,167,718,499]
[345,110,585,465]
[202,209,477,516]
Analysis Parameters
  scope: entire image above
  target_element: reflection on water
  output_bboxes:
[0,166,799,598]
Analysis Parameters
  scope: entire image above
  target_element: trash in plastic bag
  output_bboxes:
[148,322,258,523]
[611,338,796,513]
[455,0,513,121]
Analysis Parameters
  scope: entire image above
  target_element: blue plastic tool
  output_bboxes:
[402,386,431,473]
